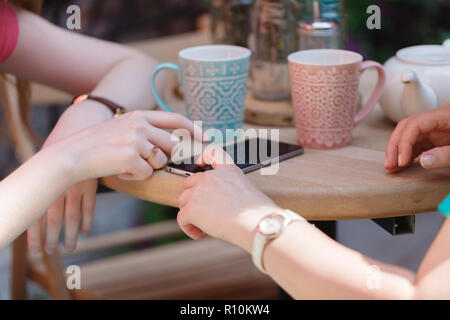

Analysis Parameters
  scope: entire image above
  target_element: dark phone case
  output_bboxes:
[166,140,304,176]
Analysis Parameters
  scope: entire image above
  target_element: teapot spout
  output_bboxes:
[401,71,438,117]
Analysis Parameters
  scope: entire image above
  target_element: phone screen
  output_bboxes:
[166,138,303,176]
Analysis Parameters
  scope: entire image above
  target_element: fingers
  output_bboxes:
[178,175,205,239]
[385,119,407,172]
[118,156,154,181]
[183,172,205,190]
[143,111,206,142]
[44,196,65,254]
[146,126,181,155]
[397,121,422,167]
[196,146,235,170]
[120,137,166,180]
[385,108,450,172]
[177,210,204,240]
[27,217,43,254]
[44,181,98,253]
[80,180,98,235]
[125,111,206,167]
[140,140,168,170]
[420,146,450,169]
[64,188,82,252]
[178,188,194,208]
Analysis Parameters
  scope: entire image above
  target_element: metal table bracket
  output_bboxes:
[372,215,415,236]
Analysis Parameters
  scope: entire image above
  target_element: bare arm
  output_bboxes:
[261,219,416,299]
[260,216,449,299]
[0,146,74,249]
[0,110,196,250]
[0,5,162,110]
[177,148,450,299]
[0,6,166,252]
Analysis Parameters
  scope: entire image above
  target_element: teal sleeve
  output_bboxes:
[438,194,450,217]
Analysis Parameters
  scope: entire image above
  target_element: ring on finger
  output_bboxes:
[148,146,159,159]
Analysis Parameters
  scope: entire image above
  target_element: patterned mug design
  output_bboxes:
[288,49,386,149]
[152,45,251,136]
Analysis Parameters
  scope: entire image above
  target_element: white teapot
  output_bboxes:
[379,40,450,123]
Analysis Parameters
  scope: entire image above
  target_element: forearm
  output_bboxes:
[261,221,417,299]
[4,6,164,122]
[44,101,112,146]
[3,7,165,111]
[91,54,164,111]
[0,147,75,248]
[235,208,416,299]
[46,54,164,143]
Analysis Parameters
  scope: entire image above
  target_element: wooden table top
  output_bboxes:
[31,31,450,220]
[102,103,450,220]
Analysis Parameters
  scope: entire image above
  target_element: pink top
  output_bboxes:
[0,1,19,64]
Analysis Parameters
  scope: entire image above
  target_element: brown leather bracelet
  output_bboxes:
[73,94,127,118]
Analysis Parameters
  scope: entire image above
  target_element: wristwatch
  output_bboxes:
[252,209,306,274]
[73,94,127,118]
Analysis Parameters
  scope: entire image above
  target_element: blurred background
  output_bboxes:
[0,0,449,299]
[39,0,450,61]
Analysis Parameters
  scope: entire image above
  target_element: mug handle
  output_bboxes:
[354,61,386,125]
[151,62,181,113]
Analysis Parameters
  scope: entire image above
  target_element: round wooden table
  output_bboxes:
[97,31,450,221]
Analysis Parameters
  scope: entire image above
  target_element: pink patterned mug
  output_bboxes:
[288,49,386,149]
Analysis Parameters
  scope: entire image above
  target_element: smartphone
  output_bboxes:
[166,138,304,177]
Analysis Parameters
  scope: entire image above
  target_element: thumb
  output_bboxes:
[196,146,236,170]
[420,146,450,169]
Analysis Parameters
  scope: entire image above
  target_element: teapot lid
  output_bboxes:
[396,45,450,66]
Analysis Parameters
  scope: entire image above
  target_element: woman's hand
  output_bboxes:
[28,109,198,254]
[4,4,169,254]
[27,102,113,254]
[385,104,450,173]
[70,110,197,181]
[177,147,279,252]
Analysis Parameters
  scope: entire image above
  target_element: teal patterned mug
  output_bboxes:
[151,45,251,138]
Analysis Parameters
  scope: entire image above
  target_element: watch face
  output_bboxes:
[259,214,284,238]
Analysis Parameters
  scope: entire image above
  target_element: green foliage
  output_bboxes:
[140,202,189,246]
[344,0,450,62]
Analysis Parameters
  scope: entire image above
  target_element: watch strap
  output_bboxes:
[73,94,127,117]
[252,231,269,274]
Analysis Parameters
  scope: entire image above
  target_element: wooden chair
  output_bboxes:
[29,223,277,300]
[4,76,278,300]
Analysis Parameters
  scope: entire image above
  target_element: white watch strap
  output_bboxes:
[252,232,268,274]
[284,209,307,223]
[252,209,306,274]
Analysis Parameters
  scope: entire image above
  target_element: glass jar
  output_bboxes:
[249,0,300,101]
[298,0,342,22]
[211,0,253,48]
[298,20,341,50]
[298,0,342,50]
